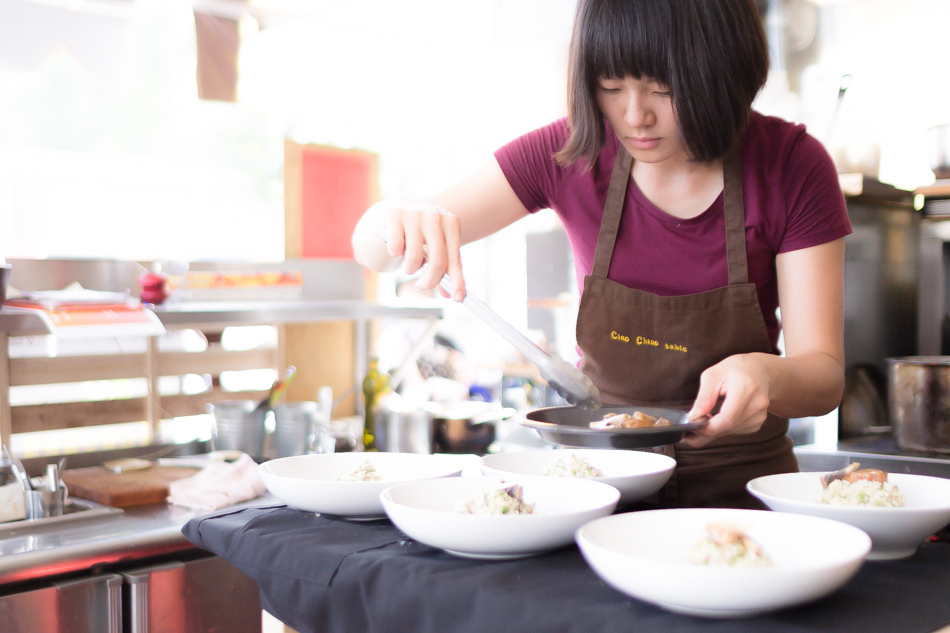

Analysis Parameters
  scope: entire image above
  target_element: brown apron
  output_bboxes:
[575,143,798,509]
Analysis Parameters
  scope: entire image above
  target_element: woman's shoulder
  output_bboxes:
[742,111,831,170]
[494,118,575,212]
[742,112,850,249]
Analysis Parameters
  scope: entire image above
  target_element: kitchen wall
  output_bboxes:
[0,0,946,333]
[754,0,948,191]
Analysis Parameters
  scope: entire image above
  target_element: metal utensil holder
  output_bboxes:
[25,485,66,519]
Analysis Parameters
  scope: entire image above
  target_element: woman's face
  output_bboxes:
[595,75,687,164]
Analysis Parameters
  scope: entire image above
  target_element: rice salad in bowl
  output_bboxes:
[455,482,536,515]
[576,508,871,618]
[820,479,905,507]
[542,453,603,478]
[748,468,950,560]
[817,463,904,507]
[683,523,773,568]
[479,448,674,505]
[381,476,619,559]
[258,452,464,519]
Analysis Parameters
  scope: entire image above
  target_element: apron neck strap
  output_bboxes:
[722,142,749,285]
[591,145,633,278]
[590,141,749,285]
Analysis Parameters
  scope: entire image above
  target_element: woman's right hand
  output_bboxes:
[351,157,531,303]
[351,197,467,301]
[382,200,466,301]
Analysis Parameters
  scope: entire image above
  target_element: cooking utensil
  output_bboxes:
[46,463,59,492]
[377,229,601,409]
[519,405,708,449]
[256,365,297,411]
[886,356,950,454]
[2,444,33,491]
[455,287,601,409]
[318,385,333,418]
[929,123,950,180]
[824,73,851,145]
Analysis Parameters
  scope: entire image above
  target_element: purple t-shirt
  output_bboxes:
[494,112,852,351]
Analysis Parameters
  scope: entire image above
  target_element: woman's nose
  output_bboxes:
[624,94,653,127]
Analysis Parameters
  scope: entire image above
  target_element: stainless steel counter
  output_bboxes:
[795,435,950,479]
[0,494,274,588]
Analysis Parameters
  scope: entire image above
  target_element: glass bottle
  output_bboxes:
[361,358,390,451]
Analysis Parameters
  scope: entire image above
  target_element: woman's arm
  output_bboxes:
[351,157,531,301]
[683,238,846,446]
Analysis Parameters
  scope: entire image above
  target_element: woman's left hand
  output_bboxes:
[680,353,774,448]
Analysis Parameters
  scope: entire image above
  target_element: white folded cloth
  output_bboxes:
[167,453,265,513]
[0,482,26,523]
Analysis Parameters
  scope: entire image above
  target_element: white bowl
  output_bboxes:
[258,452,463,519]
[479,449,675,505]
[576,508,871,618]
[380,476,620,559]
[747,471,950,560]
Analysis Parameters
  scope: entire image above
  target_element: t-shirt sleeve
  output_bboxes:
[778,130,853,253]
[493,119,570,213]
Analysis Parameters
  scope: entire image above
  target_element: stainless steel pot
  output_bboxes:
[886,356,950,454]
[374,399,506,455]
[374,404,434,454]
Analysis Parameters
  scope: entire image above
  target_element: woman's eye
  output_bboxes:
[654,91,671,97]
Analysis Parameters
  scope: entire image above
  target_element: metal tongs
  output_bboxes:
[2,444,33,491]
[379,229,601,410]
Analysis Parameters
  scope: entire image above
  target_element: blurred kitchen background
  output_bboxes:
[0,0,948,458]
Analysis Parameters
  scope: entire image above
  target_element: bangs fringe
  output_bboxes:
[582,0,672,85]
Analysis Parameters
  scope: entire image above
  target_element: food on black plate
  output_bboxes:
[590,411,672,430]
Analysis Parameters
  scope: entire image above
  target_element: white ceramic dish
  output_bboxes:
[380,476,620,559]
[479,448,675,505]
[258,452,463,519]
[576,508,871,618]
[747,471,950,560]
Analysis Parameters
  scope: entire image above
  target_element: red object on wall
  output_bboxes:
[297,146,377,260]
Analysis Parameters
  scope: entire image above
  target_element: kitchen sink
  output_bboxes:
[0,498,124,539]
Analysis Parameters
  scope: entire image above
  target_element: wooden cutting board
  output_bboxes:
[62,466,199,508]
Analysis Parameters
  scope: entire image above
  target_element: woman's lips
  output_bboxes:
[627,136,660,150]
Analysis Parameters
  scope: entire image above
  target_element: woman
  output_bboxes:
[352,0,850,508]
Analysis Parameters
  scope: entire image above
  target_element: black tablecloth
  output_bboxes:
[183,505,950,633]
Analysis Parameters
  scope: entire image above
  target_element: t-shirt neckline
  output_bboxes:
[625,177,725,226]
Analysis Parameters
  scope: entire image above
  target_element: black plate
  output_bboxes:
[519,405,709,449]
